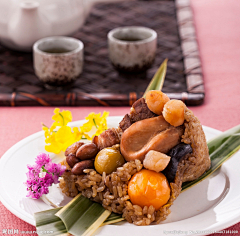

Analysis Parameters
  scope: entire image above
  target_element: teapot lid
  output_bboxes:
[20,1,39,10]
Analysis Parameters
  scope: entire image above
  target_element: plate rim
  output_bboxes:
[1,116,239,235]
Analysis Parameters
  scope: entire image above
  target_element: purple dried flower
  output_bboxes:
[25,153,66,199]
[35,153,52,167]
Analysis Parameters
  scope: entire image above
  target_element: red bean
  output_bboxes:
[76,143,99,160]
[71,160,94,175]
[65,142,84,156]
[66,154,80,168]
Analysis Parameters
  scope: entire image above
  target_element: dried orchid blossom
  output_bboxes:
[42,108,109,154]
[25,153,66,199]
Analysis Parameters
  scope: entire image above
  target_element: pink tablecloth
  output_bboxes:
[0,0,240,235]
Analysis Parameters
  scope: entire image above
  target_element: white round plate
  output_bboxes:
[0,116,240,236]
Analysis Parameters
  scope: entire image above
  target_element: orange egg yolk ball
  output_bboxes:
[128,169,170,210]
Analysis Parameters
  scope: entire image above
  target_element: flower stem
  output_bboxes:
[59,113,65,126]
[93,118,98,129]
[41,123,49,128]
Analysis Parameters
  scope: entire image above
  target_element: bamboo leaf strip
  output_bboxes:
[78,209,110,236]
[37,221,68,236]
[210,134,240,162]
[102,212,124,226]
[207,124,240,154]
[36,222,67,236]
[35,207,68,236]
[68,202,109,236]
[103,212,124,224]
[55,194,93,230]
[101,218,124,226]
[35,207,62,227]
[143,59,168,98]
[34,204,124,235]
[56,195,111,236]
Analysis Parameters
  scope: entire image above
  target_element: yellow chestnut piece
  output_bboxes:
[162,100,185,127]
[146,90,170,115]
[94,145,125,174]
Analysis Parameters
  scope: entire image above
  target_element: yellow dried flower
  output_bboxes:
[81,111,109,140]
[52,108,72,126]
[42,109,109,154]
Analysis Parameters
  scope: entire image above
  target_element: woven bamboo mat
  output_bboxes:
[0,0,204,106]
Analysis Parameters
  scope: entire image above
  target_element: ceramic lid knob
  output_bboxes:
[20,1,39,10]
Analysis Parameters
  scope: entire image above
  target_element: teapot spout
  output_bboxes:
[8,1,51,51]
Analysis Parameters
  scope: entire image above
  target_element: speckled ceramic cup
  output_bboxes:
[108,26,157,73]
[33,36,84,88]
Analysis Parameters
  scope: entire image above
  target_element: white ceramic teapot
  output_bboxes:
[0,0,87,51]
[0,0,132,52]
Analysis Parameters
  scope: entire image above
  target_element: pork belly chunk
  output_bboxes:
[93,128,121,150]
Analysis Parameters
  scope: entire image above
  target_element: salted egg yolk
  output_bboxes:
[128,169,170,210]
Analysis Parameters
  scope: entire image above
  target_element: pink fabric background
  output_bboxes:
[0,0,240,235]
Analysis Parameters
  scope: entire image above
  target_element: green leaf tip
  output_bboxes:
[143,58,168,98]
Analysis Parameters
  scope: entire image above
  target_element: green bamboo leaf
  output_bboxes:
[182,132,240,192]
[102,212,124,226]
[35,207,68,236]
[35,197,124,236]
[143,59,168,98]
[55,194,111,236]
[207,124,240,154]
[35,208,123,236]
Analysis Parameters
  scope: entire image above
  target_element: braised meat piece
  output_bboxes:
[118,98,157,133]
[130,98,156,123]
[93,128,121,150]
[119,114,132,132]
[120,116,184,162]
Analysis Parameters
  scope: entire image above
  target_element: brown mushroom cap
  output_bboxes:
[120,116,184,162]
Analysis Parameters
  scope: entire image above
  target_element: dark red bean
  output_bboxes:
[76,143,99,160]
[71,160,94,175]
[65,142,84,156]
[66,154,80,168]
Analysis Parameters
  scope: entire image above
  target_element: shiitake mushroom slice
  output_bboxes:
[163,143,192,183]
